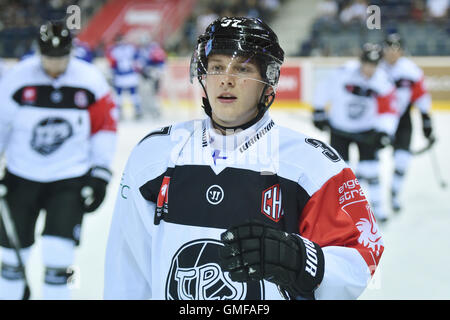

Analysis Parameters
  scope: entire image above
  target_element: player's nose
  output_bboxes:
[220,74,236,88]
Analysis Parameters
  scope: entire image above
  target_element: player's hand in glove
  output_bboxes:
[218,220,324,300]
[312,109,329,131]
[421,113,434,141]
[368,130,392,149]
[81,166,111,213]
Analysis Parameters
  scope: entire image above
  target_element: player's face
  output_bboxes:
[383,46,402,64]
[361,62,377,78]
[204,54,270,128]
[41,55,70,78]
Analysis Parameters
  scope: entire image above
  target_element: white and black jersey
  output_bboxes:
[314,61,398,135]
[104,113,384,300]
[379,57,431,116]
[0,55,117,182]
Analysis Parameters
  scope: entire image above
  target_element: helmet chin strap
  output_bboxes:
[199,80,275,132]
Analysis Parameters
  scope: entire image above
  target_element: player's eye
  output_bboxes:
[209,64,224,73]
[235,65,250,73]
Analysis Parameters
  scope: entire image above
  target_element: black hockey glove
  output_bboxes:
[368,131,392,149]
[312,109,329,131]
[218,220,324,300]
[421,113,433,140]
[81,166,111,213]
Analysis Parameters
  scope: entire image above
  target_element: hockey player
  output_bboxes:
[0,21,117,299]
[313,43,398,223]
[106,35,143,120]
[380,33,434,212]
[137,37,166,118]
[104,17,384,300]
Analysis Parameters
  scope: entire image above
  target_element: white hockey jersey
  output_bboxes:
[0,55,117,182]
[314,61,398,135]
[380,57,431,115]
[104,112,384,300]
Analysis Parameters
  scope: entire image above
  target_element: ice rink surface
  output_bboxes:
[20,106,450,300]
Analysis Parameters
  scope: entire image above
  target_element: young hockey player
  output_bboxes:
[104,17,384,300]
[313,43,398,223]
[0,21,117,299]
[380,33,434,212]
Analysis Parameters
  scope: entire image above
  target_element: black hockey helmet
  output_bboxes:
[190,16,284,88]
[384,33,403,50]
[38,20,72,57]
[360,42,382,64]
[190,17,284,129]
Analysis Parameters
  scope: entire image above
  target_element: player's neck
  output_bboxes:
[47,72,63,79]
[387,56,400,66]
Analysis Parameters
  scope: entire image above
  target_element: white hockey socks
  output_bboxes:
[42,235,75,300]
[357,160,388,221]
[0,246,31,299]
[391,149,412,210]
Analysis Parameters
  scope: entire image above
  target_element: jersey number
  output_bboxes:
[305,138,341,162]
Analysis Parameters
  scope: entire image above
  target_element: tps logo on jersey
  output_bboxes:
[261,184,284,222]
[166,239,264,300]
[348,100,367,119]
[31,117,73,155]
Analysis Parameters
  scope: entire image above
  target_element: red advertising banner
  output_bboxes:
[276,65,302,101]
[78,0,196,48]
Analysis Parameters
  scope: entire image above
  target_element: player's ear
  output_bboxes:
[264,86,274,97]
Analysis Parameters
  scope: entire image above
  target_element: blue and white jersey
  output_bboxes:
[106,42,141,89]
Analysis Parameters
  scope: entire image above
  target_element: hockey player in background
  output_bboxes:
[106,35,143,120]
[104,17,384,300]
[0,21,117,299]
[380,33,434,212]
[136,35,167,118]
[312,43,398,223]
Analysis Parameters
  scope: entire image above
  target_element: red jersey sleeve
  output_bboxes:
[89,92,117,135]
[377,89,397,115]
[411,76,427,103]
[299,167,384,275]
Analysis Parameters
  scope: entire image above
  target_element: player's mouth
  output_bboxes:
[217,93,237,104]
